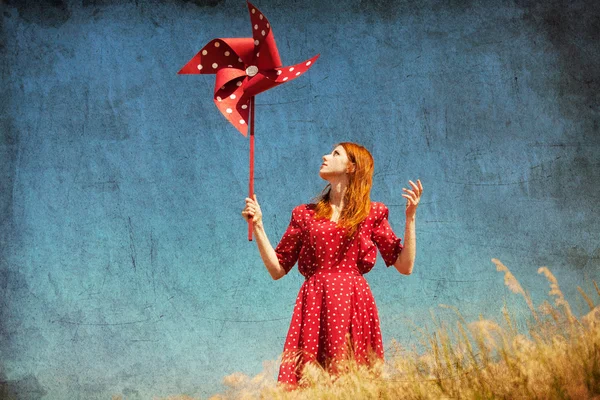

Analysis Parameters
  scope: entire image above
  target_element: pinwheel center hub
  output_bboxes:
[245,65,259,77]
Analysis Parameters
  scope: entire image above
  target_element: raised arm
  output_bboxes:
[242,194,287,280]
[394,179,423,275]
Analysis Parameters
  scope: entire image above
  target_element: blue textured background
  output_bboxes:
[1,0,599,398]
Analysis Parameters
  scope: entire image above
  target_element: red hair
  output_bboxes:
[311,142,374,238]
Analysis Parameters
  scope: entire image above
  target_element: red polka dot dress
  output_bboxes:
[274,202,404,388]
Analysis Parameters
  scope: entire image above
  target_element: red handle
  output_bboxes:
[248,96,256,241]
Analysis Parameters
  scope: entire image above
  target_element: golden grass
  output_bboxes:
[158,259,600,400]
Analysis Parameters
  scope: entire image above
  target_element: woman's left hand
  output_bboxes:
[402,179,423,218]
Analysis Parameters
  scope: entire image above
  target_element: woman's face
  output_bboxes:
[319,145,353,180]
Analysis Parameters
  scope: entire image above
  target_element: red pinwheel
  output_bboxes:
[179,1,319,240]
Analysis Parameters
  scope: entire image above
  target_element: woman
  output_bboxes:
[241,142,422,389]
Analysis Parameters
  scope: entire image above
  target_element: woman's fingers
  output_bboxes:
[403,184,421,204]
[401,194,416,205]
[403,180,422,217]
[403,194,416,205]
[242,194,261,222]
[245,198,261,214]
[409,180,423,197]
[402,188,417,200]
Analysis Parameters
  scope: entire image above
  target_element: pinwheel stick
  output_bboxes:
[248,96,256,241]
[176,3,319,242]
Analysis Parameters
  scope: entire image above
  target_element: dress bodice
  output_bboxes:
[274,201,403,279]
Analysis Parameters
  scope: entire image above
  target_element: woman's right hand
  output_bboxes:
[242,194,263,225]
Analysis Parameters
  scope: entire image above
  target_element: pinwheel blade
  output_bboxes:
[247,1,281,70]
[178,38,252,75]
[213,83,251,136]
[272,54,320,83]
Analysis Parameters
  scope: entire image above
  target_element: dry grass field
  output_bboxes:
[150,258,600,400]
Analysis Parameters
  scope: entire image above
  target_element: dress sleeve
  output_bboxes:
[371,203,403,267]
[274,206,304,275]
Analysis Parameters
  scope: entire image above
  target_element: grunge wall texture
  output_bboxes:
[1,0,599,398]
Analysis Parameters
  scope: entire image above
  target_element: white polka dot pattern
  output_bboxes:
[273,54,319,84]
[213,83,249,132]
[274,202,403,388]
[249,1,271,55]
[186,39,245,78]
[370,203,404,267]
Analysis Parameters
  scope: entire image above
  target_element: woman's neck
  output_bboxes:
[328,179,348,210]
